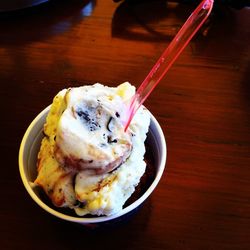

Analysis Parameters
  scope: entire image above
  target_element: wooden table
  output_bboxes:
[1,1,249,249]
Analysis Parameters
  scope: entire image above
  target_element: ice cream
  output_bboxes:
[54,84,132,175]
[35,82,151,216]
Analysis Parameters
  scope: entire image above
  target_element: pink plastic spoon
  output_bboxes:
[125,0,214,131]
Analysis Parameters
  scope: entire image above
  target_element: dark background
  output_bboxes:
[0,1,249,249]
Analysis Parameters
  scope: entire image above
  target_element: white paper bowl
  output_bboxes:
[19,105,167,226]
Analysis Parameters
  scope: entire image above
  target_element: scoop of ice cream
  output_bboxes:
[35,91,77,208]
[35,82,151,216]
[74,106,150,216]
[54,84,133,174]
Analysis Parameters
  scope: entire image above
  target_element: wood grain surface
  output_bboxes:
[0,0,249,249]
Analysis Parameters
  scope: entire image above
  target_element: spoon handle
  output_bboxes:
[125,0,214,131]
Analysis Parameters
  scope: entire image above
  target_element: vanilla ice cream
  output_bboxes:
[35,82,150,216]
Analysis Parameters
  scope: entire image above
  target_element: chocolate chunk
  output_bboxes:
[76,110,90,122]
[107,117,114,132]
[76,107,101,131]
[107,135,117,144]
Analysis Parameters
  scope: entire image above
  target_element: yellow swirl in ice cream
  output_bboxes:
[35,82,150,216]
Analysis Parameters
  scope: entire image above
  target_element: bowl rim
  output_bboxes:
[19,105,167,224]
